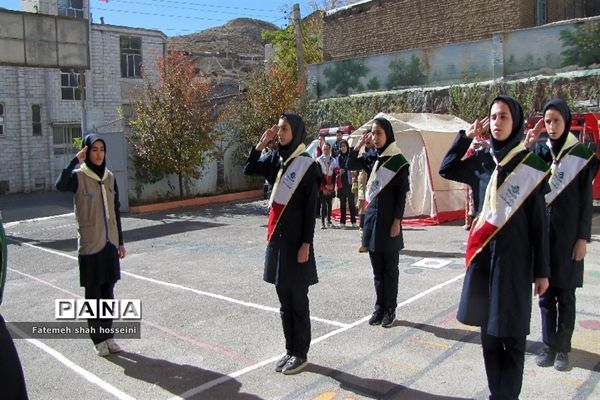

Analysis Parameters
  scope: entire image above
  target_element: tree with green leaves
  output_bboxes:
[261,16,323,81]
[560,21,600,67]
[387,55,426,89]
[128,50,215,199]
[323,60,369,95]
[223,62,303,162]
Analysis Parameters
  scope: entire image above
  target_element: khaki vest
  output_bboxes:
[74,170,119,255]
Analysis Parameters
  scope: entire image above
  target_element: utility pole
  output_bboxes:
[78,69,87,133]
[292,3,306,90]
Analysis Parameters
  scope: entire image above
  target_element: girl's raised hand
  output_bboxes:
[524,119,545,149]
[466,117,489,139]
[76,146,87,163]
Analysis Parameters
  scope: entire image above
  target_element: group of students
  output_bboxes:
[244,113,410,374]
[41,94,595,398]
[440,96,597,399]
[313,131,379,234]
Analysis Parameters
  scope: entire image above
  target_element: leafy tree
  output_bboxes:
[323,59,368,95]
[128,50,214,199]
[405,55,427,85]
[387,55,425,89]
[261,17,323,80]
[224,62,303,163]
[560,22,600,67]
[366,77,380,90]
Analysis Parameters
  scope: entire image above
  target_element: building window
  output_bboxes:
[58,0,84,18]
[120,36,142,78]
[0,103,4,136]
[61,69,85,100]
[32,105,42,136]
[535,0,547,25]
[52,125,82,155]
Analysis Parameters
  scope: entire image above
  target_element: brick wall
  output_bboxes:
[322,0,554,60]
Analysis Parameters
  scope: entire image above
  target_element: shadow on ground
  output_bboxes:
[306,363,471,399]
[394,320,600,372]
[107,352,262,400]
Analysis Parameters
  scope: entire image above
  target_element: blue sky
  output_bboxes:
[2,0,315,36]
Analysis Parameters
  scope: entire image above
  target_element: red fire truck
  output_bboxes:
[526,112,600,204]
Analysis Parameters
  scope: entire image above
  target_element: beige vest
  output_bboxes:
[74,170,119,255]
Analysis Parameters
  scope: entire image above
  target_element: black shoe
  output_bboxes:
[381,310,396,328]
[274,354,291,372]
[368,311,383,326]
[281,356,307,375]
[554,352,570,371]
[535,346,555,367]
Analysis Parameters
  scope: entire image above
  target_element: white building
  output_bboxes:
[0,0,167,196]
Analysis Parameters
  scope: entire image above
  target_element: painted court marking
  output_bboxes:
[7,228,466,399]
[411,258,453,269]
[7,238,348,329]
[7,322,135,400]
[168,273,466,399]
[3,212,75,228]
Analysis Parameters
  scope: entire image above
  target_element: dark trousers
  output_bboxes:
[320,193,333,224]
[481,328,526,400]
[539,286,576,352]
[85,282,116,344]
[276,285,311,359]
[339,194,357,224]
[368,251,399,312]
[0,314,28,399]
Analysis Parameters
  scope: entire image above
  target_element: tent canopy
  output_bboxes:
[350,112,469,225]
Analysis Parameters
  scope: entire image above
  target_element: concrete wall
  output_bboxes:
[309,16,599,98]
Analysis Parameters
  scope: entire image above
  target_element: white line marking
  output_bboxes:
[168,273,466,399]
[7,323,135,400]
[4,213,74,228]
[7,238,349,328]
[9,227,468,399]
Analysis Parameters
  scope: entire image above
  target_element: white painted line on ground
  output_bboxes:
[123,270,349,328]
[169,272,467,399]
[4,212,75,228]
[411,258,453,269]
[8,322,135,400]
[8,238,349,328]
[9,267,257,366]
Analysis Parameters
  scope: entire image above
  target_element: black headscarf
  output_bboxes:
[278,112,307,162]
[543,98,572,156]
[83,133,106,179]
[373,117,395,156]
[489,95,524,162]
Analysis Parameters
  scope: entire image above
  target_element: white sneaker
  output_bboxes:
[106,338,122,353]
[351,223,357,228]
[95,340,110,357]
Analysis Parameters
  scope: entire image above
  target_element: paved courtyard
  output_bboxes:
[1,196,598,399]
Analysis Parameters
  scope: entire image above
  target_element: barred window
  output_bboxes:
[32,105,42,136]
[0,103,4,136]
[61,69,85,100]
[120,36,142,78]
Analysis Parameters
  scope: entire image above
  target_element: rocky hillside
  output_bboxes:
[169,18,278,98]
